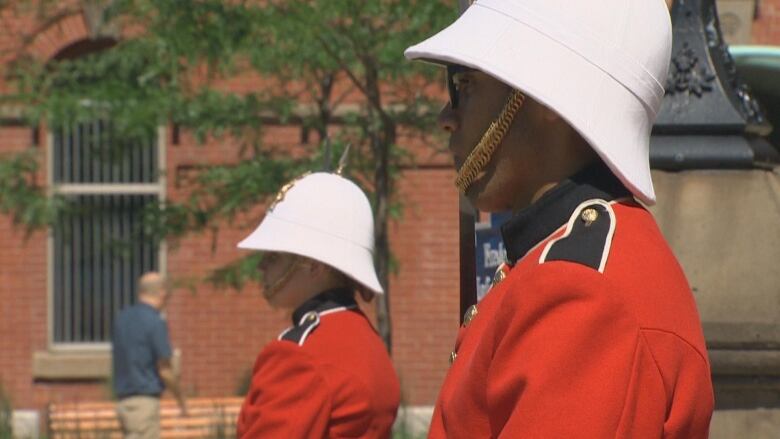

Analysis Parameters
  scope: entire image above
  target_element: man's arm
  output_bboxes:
[151,319,186,415]
[158,358,187,415]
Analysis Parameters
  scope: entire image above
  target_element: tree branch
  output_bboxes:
[313,34,387,117]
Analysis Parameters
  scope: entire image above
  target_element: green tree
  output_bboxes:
[0,0,455,350]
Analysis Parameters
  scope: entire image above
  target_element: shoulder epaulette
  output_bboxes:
[278,311,321,346]
[539,199,616,273]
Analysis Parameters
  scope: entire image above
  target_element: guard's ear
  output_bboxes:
[359,289,375,303]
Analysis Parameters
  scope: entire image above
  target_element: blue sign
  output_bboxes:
[474,212,511,301]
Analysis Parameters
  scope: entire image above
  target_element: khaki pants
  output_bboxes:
[116,396,160,439]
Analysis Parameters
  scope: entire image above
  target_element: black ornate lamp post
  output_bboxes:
[652,0,778,168]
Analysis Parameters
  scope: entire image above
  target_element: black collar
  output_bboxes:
[291,287,357,325]
[501,162,631,265]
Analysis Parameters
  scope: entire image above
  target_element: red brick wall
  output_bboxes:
[390,169,460,405]
[161,127,294,398]
[0,125,49,409]
[753,0,780,43]
[0,8,459,414]
[0,128,458,407]
[0,137,457,411]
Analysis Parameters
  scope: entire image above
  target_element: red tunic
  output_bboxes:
[430,169,714,438]
[238,291,400,438]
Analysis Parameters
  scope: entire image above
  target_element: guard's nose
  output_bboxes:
[437,103,458,133]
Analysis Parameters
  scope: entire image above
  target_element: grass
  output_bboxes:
[393,430,427,439]
[392,411,429,439]
[0,383,12,439]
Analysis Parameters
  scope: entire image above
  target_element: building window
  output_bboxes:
[49,120,165,346]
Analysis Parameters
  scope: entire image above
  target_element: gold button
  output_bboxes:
[449,351,458,365]
[463,305,478,326]
[304,312,318,323]
[581,208,599,226]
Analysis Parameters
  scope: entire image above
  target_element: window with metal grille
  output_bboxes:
[49,121,164,345]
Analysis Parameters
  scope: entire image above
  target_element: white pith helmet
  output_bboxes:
[238,172,383,294]
[405,0,672,205]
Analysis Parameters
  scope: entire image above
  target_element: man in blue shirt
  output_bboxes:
[112,272,186,439]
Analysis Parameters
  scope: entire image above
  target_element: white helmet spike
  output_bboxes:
[238,172,383,294]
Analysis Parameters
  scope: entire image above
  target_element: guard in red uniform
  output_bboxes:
[235,171,400,438]
[405,0,714,437]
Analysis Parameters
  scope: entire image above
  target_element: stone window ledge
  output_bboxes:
[32,350,111,380]
[32,349,181,380]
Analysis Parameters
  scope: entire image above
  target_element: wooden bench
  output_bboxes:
[48,397,243,438]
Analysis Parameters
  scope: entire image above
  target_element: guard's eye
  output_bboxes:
[259,253,279,268]
[453,74,471,90]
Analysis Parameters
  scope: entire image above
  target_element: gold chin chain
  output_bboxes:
[263,258,302,300]
[454,90,526,194]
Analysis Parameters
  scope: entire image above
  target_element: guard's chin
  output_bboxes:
[261,285,278,302]
[464,174,491,209]
[466,171,509,213]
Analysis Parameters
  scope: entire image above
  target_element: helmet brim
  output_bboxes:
[238,212,384,294]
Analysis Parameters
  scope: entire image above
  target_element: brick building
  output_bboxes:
[1,0,779,435]
[0,2,458,421]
